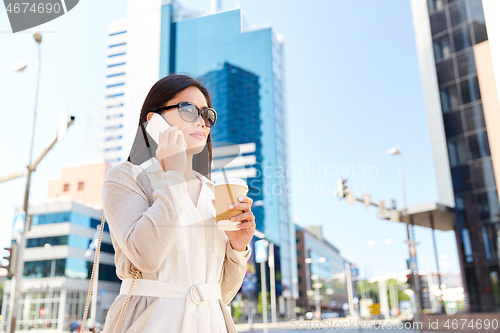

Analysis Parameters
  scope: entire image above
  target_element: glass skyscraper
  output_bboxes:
[412,0,500,312]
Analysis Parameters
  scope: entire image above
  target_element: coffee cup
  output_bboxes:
[214,178,249,230]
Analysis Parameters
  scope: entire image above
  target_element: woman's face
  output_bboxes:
[147,86,211,154]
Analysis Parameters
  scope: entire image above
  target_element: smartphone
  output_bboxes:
[146,113,187,148]
[146,113,171,144]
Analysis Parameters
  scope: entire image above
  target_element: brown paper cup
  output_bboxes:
[214,178,249,230]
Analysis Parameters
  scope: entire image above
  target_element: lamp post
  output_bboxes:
[43,243,56,326]
[387,144,421,330]
[7,31,42,333]
[305,257,325,319]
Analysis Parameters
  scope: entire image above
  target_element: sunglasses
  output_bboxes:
[151,101,217,128]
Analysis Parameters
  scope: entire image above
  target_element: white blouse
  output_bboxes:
[102,157,250,333]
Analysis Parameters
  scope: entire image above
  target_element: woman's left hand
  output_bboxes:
[216,196,255,252]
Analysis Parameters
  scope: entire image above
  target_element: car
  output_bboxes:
[321,312,339,319]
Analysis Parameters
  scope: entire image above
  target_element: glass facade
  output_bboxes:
[200,62,265,234]
[161,6,296,301]
[427,0,500,312]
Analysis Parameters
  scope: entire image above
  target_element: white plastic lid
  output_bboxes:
[214,177,248,189]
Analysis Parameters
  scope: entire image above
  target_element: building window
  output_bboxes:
[462,228,473,262]
[27,235,68,248]
[428,0,444,13]
[63,183,69,192]
[468,130,491,159]
[468,0,484,19]
[477,190,500,220]
[440,84,460,112]
[460,76,481,104]
[78,181,84,191]
[109,42,126,48]
[436,58,456,85]
[31,212,71,226]
[451,165,473,192]
[433,34,451,61]
[448,0,468,28]
[472,16,488,44]
[429,10,448,36]
[23,259,66,278]
[443,111,464,138]
[453,24,472,52]
[464,103,485,131]
[473,160,496,189]
[109,30,127,36]
[456,48,476,77]
[448,138,467,167]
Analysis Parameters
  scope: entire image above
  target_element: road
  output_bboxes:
[236,319,454,333]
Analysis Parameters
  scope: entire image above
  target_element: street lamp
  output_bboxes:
[6,31,43,333]
[305,257,325,318]
[43,243,56,326]
[387,144,422,331]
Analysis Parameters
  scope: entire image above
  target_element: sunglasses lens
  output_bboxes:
[179,103,198,122]
[204,109,216,127]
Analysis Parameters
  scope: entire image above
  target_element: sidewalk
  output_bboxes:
[236,317,453,332]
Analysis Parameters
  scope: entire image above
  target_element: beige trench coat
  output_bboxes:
[101,158,251,333]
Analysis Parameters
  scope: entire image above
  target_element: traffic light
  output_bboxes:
[337,178,347,198]
[405,273,414,289]
[2,244,18,277]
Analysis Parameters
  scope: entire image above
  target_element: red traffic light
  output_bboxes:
[406,274,411,283]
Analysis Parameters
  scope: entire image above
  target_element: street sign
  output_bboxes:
[255,240,268,263]
[390,199,396,210]
[409,244,416,258]
[369,303,381,315]
[409,257,417,270]
[13,212,25,233]
[268,242,274,268]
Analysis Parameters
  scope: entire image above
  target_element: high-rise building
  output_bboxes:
[411,0,500,312]
[103,0,298,316]
[103,19,127,164]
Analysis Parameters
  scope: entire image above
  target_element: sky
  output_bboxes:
[0,0,461,280]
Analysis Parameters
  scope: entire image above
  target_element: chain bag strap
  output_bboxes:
[80,213,141,333]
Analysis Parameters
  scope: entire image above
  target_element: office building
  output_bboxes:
[411,0,500,312]
[295,225,349,314]
[1,199,119,332]
[103,19,128,164]
[1,162,117,332]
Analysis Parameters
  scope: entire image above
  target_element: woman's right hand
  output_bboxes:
[155,125,187,175]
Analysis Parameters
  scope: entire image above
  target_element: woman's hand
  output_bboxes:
[156,125,187,175]
[221,196,255,252]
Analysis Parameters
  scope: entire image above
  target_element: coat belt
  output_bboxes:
[119,279,222,332]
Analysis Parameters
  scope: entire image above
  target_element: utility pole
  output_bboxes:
[269,243,277,323]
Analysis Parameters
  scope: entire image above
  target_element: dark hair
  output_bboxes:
[126,73,213,179]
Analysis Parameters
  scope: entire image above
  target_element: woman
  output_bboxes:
[101,74,255,333]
